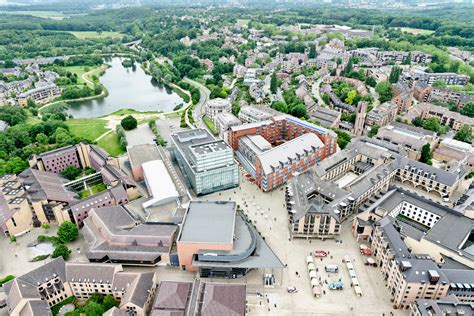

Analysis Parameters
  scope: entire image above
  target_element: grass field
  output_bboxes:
[97,132,125,156]
[66,118,109,142]
[61,65,103,87]
[70,31,123,40]
[0,10,67,20]
[399,27,435,35]
[108,108,161,117]
[203,116,218,136]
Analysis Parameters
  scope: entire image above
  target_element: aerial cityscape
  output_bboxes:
[0,0,473,315]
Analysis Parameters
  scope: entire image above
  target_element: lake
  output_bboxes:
[66,57,183,118]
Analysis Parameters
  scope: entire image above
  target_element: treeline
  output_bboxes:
[0,106,84,176]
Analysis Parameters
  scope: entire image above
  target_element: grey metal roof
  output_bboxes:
[127,143,162,168]
[179,201,236,244]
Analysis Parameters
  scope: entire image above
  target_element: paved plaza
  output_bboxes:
[0,167,409,316]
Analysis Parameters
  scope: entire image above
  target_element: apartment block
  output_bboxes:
[205,98,231,122]
[420,103,474,132]
[365,102,398,127]
[229,115,337,191]
[17,84,61,105]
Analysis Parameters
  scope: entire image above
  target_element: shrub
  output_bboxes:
[0,275,15,286]
[51,244,71,260]
[57,221,79,243]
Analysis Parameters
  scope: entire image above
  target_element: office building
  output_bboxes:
[171,129,239,195]
[205,98,231,122]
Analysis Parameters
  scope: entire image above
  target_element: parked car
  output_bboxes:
[287,286,298,293]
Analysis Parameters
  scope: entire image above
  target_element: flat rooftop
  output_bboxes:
[190,140,229,156]
[179,201,236,244]
[127,143,162,168]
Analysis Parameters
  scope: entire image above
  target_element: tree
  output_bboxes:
[375,81,393,103]
[309,44,317,59]
[368,125,380,138]
[103,295,119,311]
[460,102,474,118]
[51,244,71,260]
[120,115,138,131]
[333,129,351,149]
[454,124,473,144]
[419,143,433,165]
[290,104,307,118]
[41,223,51,231]
[412,117,423,127]
[388,66,401,84]
[57,221,79,243]
[61,166,82,181]
[35,133,49,145]
[402,53,411,65]
[432,80,447,89]
[322,93,330,105]
[271,101,288,113]
[345,90,358,105]
[270,72,278,94]
[423,117,442,133]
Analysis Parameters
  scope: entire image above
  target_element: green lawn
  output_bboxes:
[66,118,109,142]
[61,66,89,86]
[70,31,123,40]
[107,108,161,117]
[51,296,76,315]
[203,116,218,136]
[399,27,434,35]
[78,183,107,199]
[97,132,125,156]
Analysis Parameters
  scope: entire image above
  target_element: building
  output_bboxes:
[374,123,439,160]
[429,88,474,109]
[17,84,61,106]
[229,115,338,191]
[434,138,474,170]
[3,257,156,316]
[420,103,474,132]
[238,105,274,123]
[353,101,368,136]
[171,129,239,196]
[205,98,231,122]
[310,106,341,128]
[127,143,162,181]
[405,69,470,87]
[410,295,474,316]
[82,206,177,266]
[413,82,432,103]
[215,112,241,138]
[286,172,341,240]
[365,102,398,127]
[151,280,246,316]
[176,201,283,279]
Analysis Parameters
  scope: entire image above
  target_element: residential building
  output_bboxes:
[405,69,470,87]
[176,201,283,278]
[171,129,239,195]
[365,102,398,127]
[420,103,474,131]
[3,257,156,316]
[215,112,241,138]
[413,82,432,103]
[82,206,177,266]
[205,98,231,122]
[429,88,474,110]
[238,105,275,123]
[229,115,338,191]
[151,280,246,316]
[17,84,61,105]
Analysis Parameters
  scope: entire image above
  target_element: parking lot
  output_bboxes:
[207,168,408,316]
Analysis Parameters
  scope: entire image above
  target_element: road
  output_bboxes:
[311,77,325,107]
[183,77,211,131]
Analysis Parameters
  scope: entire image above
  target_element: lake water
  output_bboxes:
[66,57,183,118]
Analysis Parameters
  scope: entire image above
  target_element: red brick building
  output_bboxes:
[229,115,338,191]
